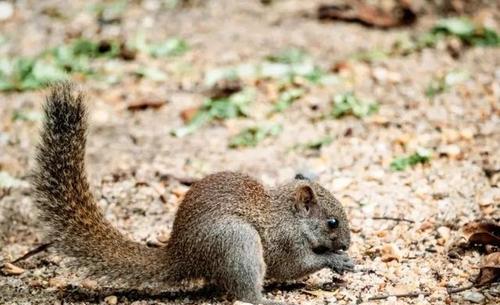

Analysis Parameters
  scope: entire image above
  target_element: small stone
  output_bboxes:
[157,231,171,243]
[331,177,352,192]
[0,2,14,21]
[104,295,118,305]
[462,291,484,303]
[479,189,499,206]
[325,297,337,305]
[438,144,461,158]
[233,301,253,305]
[48,277,66,288]
[372,67,401,83]
[460,128,474,140]
[380,244,401,262]
[366,169,385,181]
[1,262,25,275]
[172,186,188,198]
[437,226,451,242]
[419,220,434,231]
[81,279,98,290]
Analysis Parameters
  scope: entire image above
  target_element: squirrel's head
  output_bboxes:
[276,174,351,254]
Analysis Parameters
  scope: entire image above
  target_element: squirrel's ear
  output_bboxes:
[294,185,317,216]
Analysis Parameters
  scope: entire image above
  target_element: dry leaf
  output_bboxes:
[475,252,500,286]
[127,99,166,111]
[180,106,199,123]
[318,0,416,28]
[2,262,25,275]
[463,221,500,247]
[208,78,242,99]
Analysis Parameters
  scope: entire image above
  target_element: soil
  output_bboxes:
[0,1,499,304]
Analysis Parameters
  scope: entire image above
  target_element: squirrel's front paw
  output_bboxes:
[327,253,355,275]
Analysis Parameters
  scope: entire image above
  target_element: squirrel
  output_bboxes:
[32,82,353,305]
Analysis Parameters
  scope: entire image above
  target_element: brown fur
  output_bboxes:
[32,83,353,305]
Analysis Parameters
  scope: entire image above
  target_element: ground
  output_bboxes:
[0,0,499,304]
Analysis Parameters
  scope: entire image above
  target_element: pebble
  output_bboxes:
[233,301,253,305]
[104,295,118,305]
[380,244,401,262]
[48,277,65,288]
[479,189,499,206]
[0,2,13,21]
[437,226,451,242]
[81,279,98,290]
[438,144,461,158]
[462,291,485,303]
[331,177,352,192]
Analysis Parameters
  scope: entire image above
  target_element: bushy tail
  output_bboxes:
[33,82,169,287]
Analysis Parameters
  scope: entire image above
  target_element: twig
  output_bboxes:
[446,281,497,295]
[159,174,198,186]
[12,242,53,263]
[446,284,476,294]
[372,216,415,223]
[368,291,430,301]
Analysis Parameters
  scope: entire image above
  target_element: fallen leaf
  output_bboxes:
[463,221,500,247]
[127,99,166,111]
[475,252,500,286]
[317,0,416,29]
[390,148,431,171]
[2,262,25,275]
[229,124,282,148]
[180,106,199,123]
[208,78,243,99]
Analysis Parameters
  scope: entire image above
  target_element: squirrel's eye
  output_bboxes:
[327,218,339,229]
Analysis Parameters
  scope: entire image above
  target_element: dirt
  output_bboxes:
[0,0,499,304]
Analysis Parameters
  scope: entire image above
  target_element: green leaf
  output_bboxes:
[434,18,475,36]
[432,18,499,46]
[331,92,379,118]
[351,49,388,62]
[135,66,168,81]
[390,148,431,171]
[426,70,469,97]
[149,38,189,57]
[266,48,308,64]
[229,124,282,148]
[293,136,333,151]
[171,111,212,138]
[273,88,304,112]
[12,110,43,122]
[0,57,67,92]
[172,89,255,137]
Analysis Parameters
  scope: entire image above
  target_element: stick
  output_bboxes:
[12,242,53,263]
[159,174,198,186]
[446,284,476,294]
[372,216,415,223]
[368,291,430,301]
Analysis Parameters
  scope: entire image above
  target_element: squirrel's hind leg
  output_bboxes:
[206,218,283,305]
